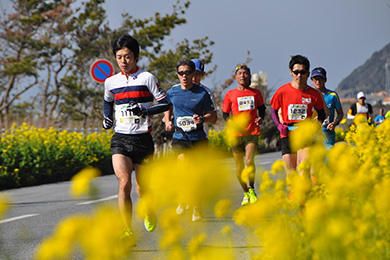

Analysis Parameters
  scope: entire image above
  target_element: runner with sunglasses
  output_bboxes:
[163,58,217,221]
[270,55,326,176]
[221,64,266,206]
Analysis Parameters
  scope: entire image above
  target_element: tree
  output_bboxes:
[0,0,108,128]
[58,0,215,137]
[0,0,216,134]
[0,0,46,128]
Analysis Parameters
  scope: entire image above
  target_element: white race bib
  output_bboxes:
[288,104,307,121]
[117,104,148,131]
[177,116,196,132]
[237,96,255,111]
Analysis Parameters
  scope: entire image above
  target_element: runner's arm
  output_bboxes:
[255,104,266,125]
[194,110,217,124]
[222,112,230,121]
[316,108,326,123]
[146,97,171,116]
[102,100,114,129]
[327,107,344,130]
[271,108,281,126]
[271,108,288,135]
[257,104,266,119]
[162,105,173,132]
[103,100,114,118]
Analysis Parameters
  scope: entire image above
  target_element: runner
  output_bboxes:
[221,64,266,206]
[163,58,217,221]
[347,91,373,123]
[103,34,170,244]
[191,58,217,138]
[270,55,326,175]
[310,67,343,146]
[374,108,385,126]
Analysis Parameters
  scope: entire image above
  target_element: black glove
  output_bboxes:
[127,101,148,117]
[102,115,113,129]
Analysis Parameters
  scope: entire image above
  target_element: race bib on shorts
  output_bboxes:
[177,116,196,132]
[117,104,148,131]
[288,104,307,121]
[237,96,255,111]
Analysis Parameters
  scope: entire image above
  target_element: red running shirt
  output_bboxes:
[222,87,264,136]
[270,82,324,127]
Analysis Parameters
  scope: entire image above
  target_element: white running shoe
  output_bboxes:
[192,207,202,222]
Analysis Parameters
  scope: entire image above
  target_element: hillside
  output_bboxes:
[336,43,390,98]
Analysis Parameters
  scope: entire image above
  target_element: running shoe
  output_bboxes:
[120,228,136,247]
[241,192,250,206]
[176,204,185,215]
[248,188,258,204]
[192,207,202,222]
[144,212,157,232]
[176,204,189,215]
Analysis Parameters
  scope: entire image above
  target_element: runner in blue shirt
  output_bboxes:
[311,67,344,146]
[374,108,385,126]
[163,58,217,221]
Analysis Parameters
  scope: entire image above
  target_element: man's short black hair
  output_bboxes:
[112,34,140,60]
[175,58,195,73]
[289,55,310,71]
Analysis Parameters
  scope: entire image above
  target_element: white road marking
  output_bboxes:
[0,214,39,224]
[259,161,273,165]
[76,195,118,205]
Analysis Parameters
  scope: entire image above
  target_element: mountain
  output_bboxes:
[336,43,390,98]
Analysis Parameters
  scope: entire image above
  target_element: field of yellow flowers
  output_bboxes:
[1,116,390,259]
[0,123,113,190]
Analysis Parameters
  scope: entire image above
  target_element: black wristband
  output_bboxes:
[200,116,205,123]
[334,121,340,126]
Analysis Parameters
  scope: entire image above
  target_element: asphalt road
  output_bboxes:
[0,151,282,260]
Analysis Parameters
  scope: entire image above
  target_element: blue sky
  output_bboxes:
[2,0,390,98]
[104,0,390,97]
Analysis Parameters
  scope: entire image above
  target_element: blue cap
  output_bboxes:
[191,59,204,72]
[311,67,327,79]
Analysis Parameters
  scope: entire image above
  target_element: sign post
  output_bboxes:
[90,59,114,83]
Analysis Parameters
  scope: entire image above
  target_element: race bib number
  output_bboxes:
[288,104,307,121]
[177,116,196,132]
[237,96,255,111]
[117,104,148,130]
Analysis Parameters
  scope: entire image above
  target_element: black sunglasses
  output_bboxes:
[292,70,307,75]
[177,70,193,76]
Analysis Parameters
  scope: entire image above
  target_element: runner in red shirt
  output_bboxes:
[270,55,325,175]
[222,65,266,206]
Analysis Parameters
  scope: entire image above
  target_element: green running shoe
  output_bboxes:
[120,228,136,247]
[144,212,157,232]
[248,188,258,204]
[241,192,250,206]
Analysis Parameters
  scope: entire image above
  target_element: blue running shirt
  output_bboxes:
[166,84,214,141]
[322,89,342,130]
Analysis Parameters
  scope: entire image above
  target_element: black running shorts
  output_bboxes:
[111,132,154,164]
[171,138,208,153]
[281,137,293,155]
[231,135,259,153]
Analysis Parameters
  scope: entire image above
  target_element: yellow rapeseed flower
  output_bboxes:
[224,113,250,146]
[0,193,11,219]
[70,167,101,198]
[214,199,232,218]
[290,119,322,152]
